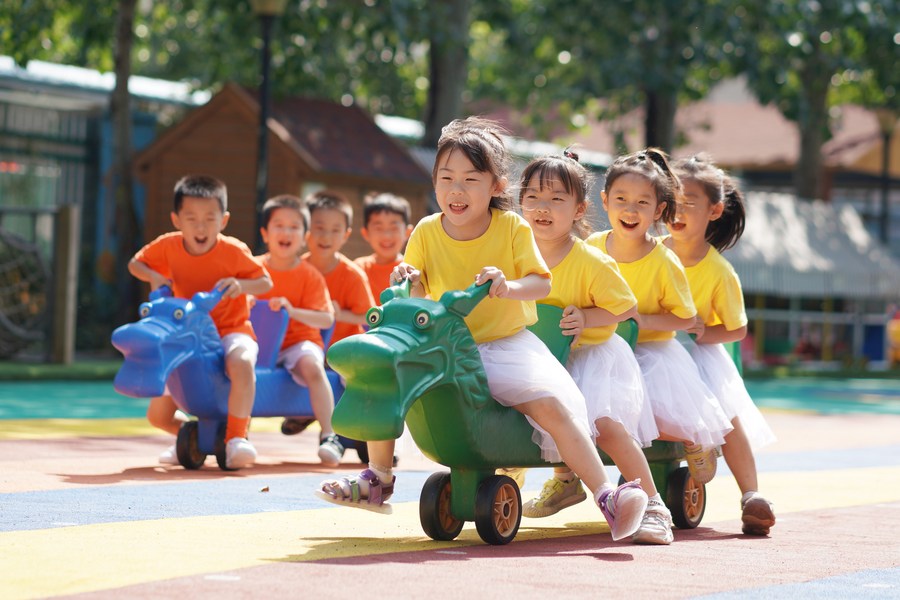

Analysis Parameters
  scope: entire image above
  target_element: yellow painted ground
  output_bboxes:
[0,417,288,440]
[3,464,900,599]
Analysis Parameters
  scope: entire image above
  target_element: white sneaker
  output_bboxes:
[317,434,345,468]
[158,445,178,465]
[225,437,257,469]
[632,500,674,545]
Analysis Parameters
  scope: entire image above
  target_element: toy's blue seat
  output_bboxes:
[250,304,290,370]
[250,303,336,369]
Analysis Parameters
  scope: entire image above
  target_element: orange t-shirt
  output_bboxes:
[133,232,267,338]
[303,252,375,345]
[354,254,401,305]
[254,256,333,350]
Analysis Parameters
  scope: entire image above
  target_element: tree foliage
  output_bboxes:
[732,0,898,199]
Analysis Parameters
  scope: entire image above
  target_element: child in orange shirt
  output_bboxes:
[354,193,413,302]
[302,190,376,346]
[254,195,345,466]
[128,174,273,470]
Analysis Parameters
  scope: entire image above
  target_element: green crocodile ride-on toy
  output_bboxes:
[327,281,707,545]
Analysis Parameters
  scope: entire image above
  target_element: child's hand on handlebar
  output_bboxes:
[560,305,585,342]
[475,266,509,298]
[215,277,243,298]
[390,263,420,286]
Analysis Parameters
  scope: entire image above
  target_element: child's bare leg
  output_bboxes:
[594,417,658,497]
[147,395,185,435]
[516,397,648,540]
[723,416,775,534]
[222,345,257,468]
[514,397,609,493]
[721,417,758,493]
[296,355,335,435]
[225,348,255,422]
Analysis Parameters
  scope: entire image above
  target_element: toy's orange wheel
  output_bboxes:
[420,472,464,541]
[475,475,521,545]
[175,421,206,470]
[666,466,706,529]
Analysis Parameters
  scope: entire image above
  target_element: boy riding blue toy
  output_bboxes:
[111,285,364,469]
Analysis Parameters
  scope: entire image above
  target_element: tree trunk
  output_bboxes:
[644,87,678,152]
[793,45,829,201]
[112,0,138,326]
[422,0,471,148]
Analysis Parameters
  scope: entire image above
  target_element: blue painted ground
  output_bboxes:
[5,441,900,534]
[700,566,900,599]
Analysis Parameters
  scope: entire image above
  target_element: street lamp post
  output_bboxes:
[874,108,897,247]
[250,0,287,249]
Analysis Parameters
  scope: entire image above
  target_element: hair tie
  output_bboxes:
[563,148,579,162]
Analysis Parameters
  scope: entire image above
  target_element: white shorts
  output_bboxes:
[222,332,259,366]
[477,328,591,463]
[568,335,658,447]
[277,340,325,387]
[634,339,733,450]
[690,342,776,451]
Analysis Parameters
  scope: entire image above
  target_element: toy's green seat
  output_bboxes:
[527,305,571,364]
[615,318,638,350]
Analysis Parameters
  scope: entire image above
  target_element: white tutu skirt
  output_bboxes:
[567,335,658,447]
[691,343,776,451]
[478,328,591,463]
[633,339,733,450]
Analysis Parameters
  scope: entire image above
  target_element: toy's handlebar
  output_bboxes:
[149,285,173,301]
[145,284,225,311]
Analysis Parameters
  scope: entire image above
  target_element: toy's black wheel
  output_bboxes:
[474,475,521,545]
[214,423,234,471]
[420,472,464,541]
[175,421,206,469]
[666,466,705,529]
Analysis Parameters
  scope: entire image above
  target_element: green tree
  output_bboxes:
[469,0,739,152]
[733,0,897,200]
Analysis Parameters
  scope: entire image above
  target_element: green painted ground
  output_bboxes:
[0,377,898,420]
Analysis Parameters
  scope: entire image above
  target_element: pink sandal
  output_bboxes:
[314,468,395,514]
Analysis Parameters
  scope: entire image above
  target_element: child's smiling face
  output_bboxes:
[520,174,583,243]
[171,196,229,256]
[434,149,504,240]
[668,178,722,242]
[361,211,411,262]
[602,173,666,240]
[261,207,306,260]
[306,207,351,259]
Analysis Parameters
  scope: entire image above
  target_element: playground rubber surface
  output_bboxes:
[1,384,900,599]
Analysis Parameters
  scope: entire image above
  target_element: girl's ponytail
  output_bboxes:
[707,176,746,252]
[642,148,680,224]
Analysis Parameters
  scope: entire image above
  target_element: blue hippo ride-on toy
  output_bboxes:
[327,281,708,545]
[111,285,366,470]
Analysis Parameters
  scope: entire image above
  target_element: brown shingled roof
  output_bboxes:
[267,93,432,186]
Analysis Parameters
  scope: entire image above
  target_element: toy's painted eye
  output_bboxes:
[139,304,151,318]
[366,307,383,327]
[414,310,431,329]
[172,308,185,320]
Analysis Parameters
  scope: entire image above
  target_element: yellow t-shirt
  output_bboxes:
[684,245,748,331]
[586,230,696,343]
[404,208,550,344]
[543,239,636,348]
